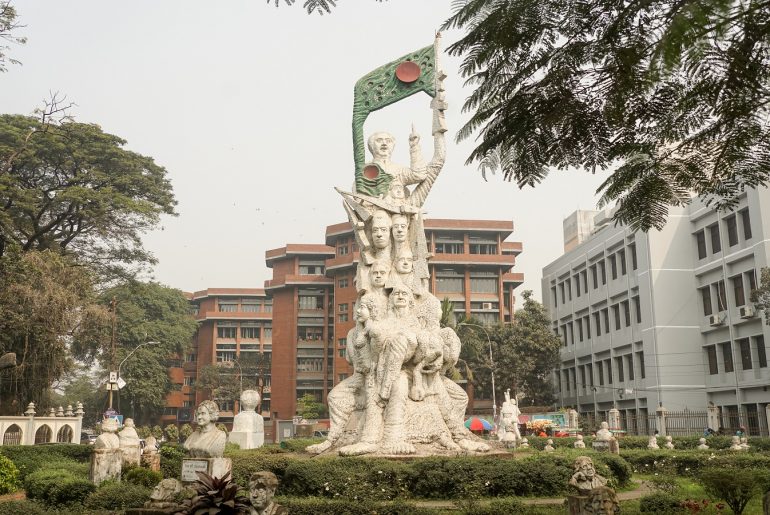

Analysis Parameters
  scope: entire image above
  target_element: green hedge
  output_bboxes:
[84,481,152,511]
[620,449,770,476]
[0,454,19,494]
[276,497,438,514]
[159,442,186,479]
[0,500,49,515]
[522,435,770,451]
[24,467,95,507]
[0,444,91,479]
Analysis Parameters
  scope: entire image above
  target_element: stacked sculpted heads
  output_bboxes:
[389,283,414,312]
[371,210,392,250]
[391,213,409,242]
[367,132,395,159]
[240,390,261,411]
[394,249,414,274]
[356,294,380,322]
[370,261,390,289]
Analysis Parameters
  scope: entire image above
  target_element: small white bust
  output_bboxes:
[519,437,529,449]
[696,437,709,450]
[730,435,743,451]
[595,421,612,442]
[229,390,265,450]
[544,439,555,452]
[647,435,659,449]
[574,434,586,448]
[664,435,674,449]
[740,436,750,450]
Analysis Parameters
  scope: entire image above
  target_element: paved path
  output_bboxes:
[413,479,650,509]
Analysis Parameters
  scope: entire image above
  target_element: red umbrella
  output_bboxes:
[464,416,494,431]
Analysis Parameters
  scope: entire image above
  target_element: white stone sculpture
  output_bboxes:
[248,471,287,515]
[519,437,529,449]
[574,434,586,448]
[740,436,750,450]
[569,456,608,496]
[229,390,265,450]
[144,478,182,510]
[118,417,141,467]
[184,400,227,458]
[142,435,161,472]
[730,435,744,451]
[664,435,674,449]
[696,437,709,450]
[311,51,490,456]
[498,389,521,445]
[544,439,555,452]
[567,408,579,430]
[592,421,612,451]
[90,418,122,484]
[647,434,660,449]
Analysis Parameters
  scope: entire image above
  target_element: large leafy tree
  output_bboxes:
[0,114,177,280]
[101,281,197,424]
[443,0,770,231]
[0,248,107,413]
[196,352,271,409]
[459,291,561,406]
[0,1,24,73]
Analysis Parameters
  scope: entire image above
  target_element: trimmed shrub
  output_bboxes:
[621,449,770,476]
[0,500,49,515]
[639,492,686,513]
[0,444,91,479]
[593,453,633,488]
[84,480,151,510]
[0,453,19,494]
[25,467,95,507]
[123,466,162,488]
[277,497,437,514]
[229,452,299,486]
[159,443,186,479]
[698,468,770,515]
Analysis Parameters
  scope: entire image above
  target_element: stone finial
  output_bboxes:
[65,405,74,416]
[24,402,36,416]
[75,402,84,417]
[56,406,64,417]
[47,407,55,417]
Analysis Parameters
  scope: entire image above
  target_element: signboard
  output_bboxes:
[116,377,126,390]
[103,414,123,427]
[182,459,209,482]
[109,371,117,383]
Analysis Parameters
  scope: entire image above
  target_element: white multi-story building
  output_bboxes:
[542,188,770,435]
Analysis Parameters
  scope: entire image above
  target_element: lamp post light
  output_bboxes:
[458,322,497,422]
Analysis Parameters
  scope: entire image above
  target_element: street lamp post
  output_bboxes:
[111,341,159,411]
[459,322,497,422]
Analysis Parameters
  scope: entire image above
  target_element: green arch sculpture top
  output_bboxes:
[352,39,439,197]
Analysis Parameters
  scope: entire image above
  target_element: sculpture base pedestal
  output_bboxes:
[592,441,610,452]
[181,457,232,484]
[228,431,264,450]
[567,494,589,515]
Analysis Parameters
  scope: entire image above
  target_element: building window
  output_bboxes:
[298,293,324,310]
[725,215,738,247]
[613,305,621,331]
[337,244,349,256]
[565,279,572,300]
[615,357,624,382]
[732,275,745,307]
[756,335,767,368]
[575,274,581,298]
[709,224,721,254]
[241,301,260,312]
[183,401,193,408]
[241,326,260,339]
[338,349,346,358]
[608,255,617,280]
[338,313,349,322]
[581,270,588,293]
[216,351,235,363]
[560,283,566,304]
[296,357,324,372]
[217,323,237,339]
[715,280,727,311]
[299,261,325,275]
[738,338,752,370]
[218,302,238,312]
[263,327,272,340]
[748,269,757,293]
[338,303,348,313]
[185,353,197,362]
[584,315,591,339]
[602,309,610,333]
[605,359,613,384]
[551,286,557,307]
[618,249,627,276]
[577,319,583,342]
[629,243,638,270]
[593,312,601,336]
[469,241,498,254]
[597,361,604,385]
[184,376,195,387]
[706,345,718,375]
[436,268,464,294]
[263,300,273,313]
[470,275,498,294]
[721,342,734,373]
[740,208,752,240]
[695,230,707,259]
[636,351,646,379]
[338,338,347,348]
[622,301,631,327]
[599,260,607,284]
[633,296,641,323]
[700,287,713,316]
[625,354,634,381]
[590,265,598,289]
[338,278,348,288]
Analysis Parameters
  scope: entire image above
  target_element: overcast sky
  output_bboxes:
[3,0,607,305]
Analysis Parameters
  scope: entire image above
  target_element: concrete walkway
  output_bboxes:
[413,479,651,509]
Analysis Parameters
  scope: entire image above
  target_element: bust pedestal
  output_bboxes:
[181,457,232,484]
[568,495,589,515]
[229,430,264,450]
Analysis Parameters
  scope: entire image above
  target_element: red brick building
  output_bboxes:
[162,219,523,426]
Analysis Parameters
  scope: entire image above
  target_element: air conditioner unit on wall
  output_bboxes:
[482,302,494,310]
[708,314,724,326]
[739,305,756,319]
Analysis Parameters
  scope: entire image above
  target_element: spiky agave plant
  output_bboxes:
[185,471,250,515]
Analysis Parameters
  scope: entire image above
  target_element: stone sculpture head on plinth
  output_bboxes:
[248,471,286,515]
[586,485,620,514]
[144,478,183,509]
[568,456,608,496]
[229,390,265,450]
[91,417,121,484]
[184,400,226,458]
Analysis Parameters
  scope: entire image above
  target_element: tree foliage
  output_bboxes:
[266,0,386,15]
[0,114,177,280]
[458,291,561,406]
[444,0,770,231]
[0,1,25,73]
[100,281,197,424]
[750,267,770,320]
[296,393,326,419]
[0,248,107,413]
[196,352,270,408]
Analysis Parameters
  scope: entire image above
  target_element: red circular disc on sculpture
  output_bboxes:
[395,61,421,83]
[363,165,380,179]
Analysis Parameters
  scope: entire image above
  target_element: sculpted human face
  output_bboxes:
[196,407,211,427]
[370,263,389,287]
[395,252,413,274]
[579,461,595,479]
[370,133,394,160]
[392,287,411,308]
[249,484,271,509]
[355,303,371,323]
[371,213,392,250]
[389,183,405,201]
[391,214,408,242]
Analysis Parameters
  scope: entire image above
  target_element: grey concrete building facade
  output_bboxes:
[542,188,770,435]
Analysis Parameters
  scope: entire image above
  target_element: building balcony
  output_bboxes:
[264,275,333,291]
[502,273,524,287]
[325,253,359,272]
[196,311,272,321]
[501,241,523,256]
[430,253,515,267]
